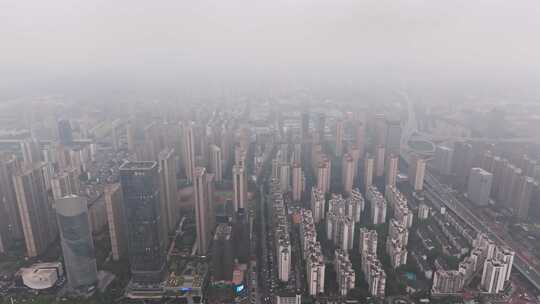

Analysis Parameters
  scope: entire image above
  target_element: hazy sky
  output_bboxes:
[2,0,540,97]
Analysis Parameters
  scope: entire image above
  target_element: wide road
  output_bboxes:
[423,172,540,291]
[400,92,540,291]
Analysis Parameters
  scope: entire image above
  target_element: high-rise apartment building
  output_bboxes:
[374,145,385,178]
[374,114,387,147]
[233,164,248,212]
[292,163,303,202]
[467,168,493,206]
[355,121,366,158]
[346,189,364,223]
[362,254,386,298]
[326,212,355,251]
[280,163,291,192]
[363,155,374,192]
[481,259,506,294]
[301,111,310,140]
[326,195,355,250]
[452,142,474,189]
[55,195,98,290]
[182,122,196,182]
[385,186,413,228]
[334,249,355,296]
[385,119,401,155]
[13,163,57,258]
[159,148,178,232]
[120,161,167,284]
[209,144,223,183]
[57,119,74,145]
[515,176,537,219]
[408,155,426,192]
[434,146,453,175]
[300,209,325,296]
[104,183,127,261]
[432,270,465,294]
[389,218,409,246]
[311,187,325,223]
[20,138,42,165]
[358,228,378,256]
[335,120,344,157]
[316,113,326,142]
[386,237,408,269]
[317,158,331,194]
[342,153,355,196]
[418,203,430,220]
[272,196,291,282]
[194,167,215,256]
[385,154,398,188]
[366,186,387,225]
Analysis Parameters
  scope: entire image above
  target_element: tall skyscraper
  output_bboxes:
[385,119,401,155]
[385,154,399,188]
[375,145,385,177]
[55,195,98,290]
[209,144,223,183]
[182,122,196,182]
[232,164,247,212]
[452,142,474,189]
[57,119,74,145]
[363,155,374,192]
[141,122,164,161]
[301,111,310,140]
[105,183,127,261]
[316,113,326,141]
[467,168,493,206]
[194,167,215,256]
[119,161,167,284]
[342,153,355,196]
[335,120,344,157]
[13,163,57,258]
[374,114,387,147]
[349,145,361,178]
[355,121,366,159]
[408,155,426,192]
[212,223,234,282]
[159,148,179,233]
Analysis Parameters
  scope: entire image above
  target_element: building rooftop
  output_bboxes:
[119,161,157,170]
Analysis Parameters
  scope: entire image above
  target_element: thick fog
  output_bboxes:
[2,0,540,98]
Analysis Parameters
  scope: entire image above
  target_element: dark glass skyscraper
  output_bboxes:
[119,161,167,285]
[57,119,73,145]
[55,195,98,291]
[212,223,233,282]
